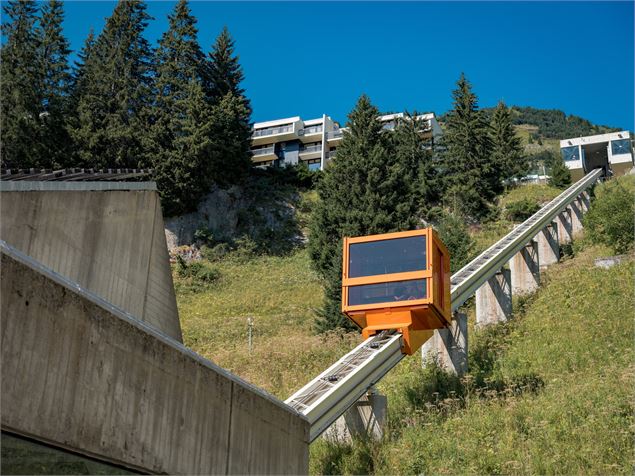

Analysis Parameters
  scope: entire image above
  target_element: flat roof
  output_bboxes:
[252,116,300,129]
[560,130,630,147]
[1,168,152,182]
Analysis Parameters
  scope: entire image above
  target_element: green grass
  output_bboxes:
[310,245,634,474]
[175,249,359,399]
[499,183,561,207]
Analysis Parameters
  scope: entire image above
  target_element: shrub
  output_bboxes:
[584,178,635,254]
[176,256,220,284]
[435,213,474,272]
[504,198,540,222]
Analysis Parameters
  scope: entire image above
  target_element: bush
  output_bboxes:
[435,213,474,272]
[504,198,540,222]
[175,255,220,283]
[201,242,231,262]
[584,178,635,254]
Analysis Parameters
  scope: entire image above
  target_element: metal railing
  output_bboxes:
[251,146,275,157]
[252,125,293,138]
[302,126,323,135]
[285,168,602,442]
[327,130,344,140]
[300,144,322,154]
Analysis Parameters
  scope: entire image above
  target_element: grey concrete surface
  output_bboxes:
[1,247,309,474]
[535,221,560,269]
[568,200,584,237]
[0,188,182,341]
[421,312,468,376]
[323,390,387,443]
[509,240,540,296]
[476,268,512,326]
[556,209,573,244]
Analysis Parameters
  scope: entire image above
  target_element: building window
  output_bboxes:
[611,139,631,156]
[561,145,580,162]
[306,158,321,171]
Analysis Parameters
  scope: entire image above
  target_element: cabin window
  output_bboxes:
[561,146,580,162]
[611,139,631,156]
[348,279,427,306]
[348,235,426,278]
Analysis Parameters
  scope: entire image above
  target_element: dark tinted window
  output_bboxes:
[611,139,631,156]
[348,236,426,278]
[561,146,580,162]
[348,278,427,306]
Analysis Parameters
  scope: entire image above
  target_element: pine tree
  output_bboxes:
[39,0,72,167]
[150,0,214,216]
[309,95,420,332]
[206,26,252,185]
[440,73,494,220]
[546,151,572,189]
[1,0,42,168]
[490,100,527,187]
[70,0,153,169]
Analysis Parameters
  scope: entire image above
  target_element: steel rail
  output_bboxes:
[286,168,602,442]
[449,167,601,310]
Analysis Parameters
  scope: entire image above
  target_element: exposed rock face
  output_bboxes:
[163,184,300,253]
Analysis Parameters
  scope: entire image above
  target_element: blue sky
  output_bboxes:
[19,1,635,129]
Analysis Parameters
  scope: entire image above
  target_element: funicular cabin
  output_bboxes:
[560,130,634,181]
[341,228,451,355]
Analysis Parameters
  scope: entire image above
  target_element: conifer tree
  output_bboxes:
[206,26,252,185]
[150,0,214,216]
[546,151,572,189]
[70,0,153,168]
[309,95,420,332]
[1,0,42,168]
[440,73,494,219]
[39,0,72,167]
[490,100,527,186]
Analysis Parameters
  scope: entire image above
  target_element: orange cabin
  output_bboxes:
[341,228,451,355]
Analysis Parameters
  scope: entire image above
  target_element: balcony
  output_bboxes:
[326,129,345,145]
[251,123,296,146]
[299,144,322,160]
[298,125,323,142]
[251,145,277,163]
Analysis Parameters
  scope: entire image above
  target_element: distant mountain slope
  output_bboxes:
[439,106,622,140]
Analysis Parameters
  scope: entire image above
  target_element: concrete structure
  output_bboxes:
[535,221,560,269]
[556,208,574,244]
[0,181,182,341]
[1,243,309,474]
[250,112,443,170]
[509,239,540,296]
[421,313,468,376]
[568,201,584,237]
[475,268,512,326]
[560,130,633,181]
[323,389,387,443]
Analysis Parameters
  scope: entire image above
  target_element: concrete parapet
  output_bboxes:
[535,221,560,269]
[323,389,387,443]
[475,268,512,326]
[509,239,540,296]
[556,209,573,244]
[421,312,468,376]
[1,248,309,474]
[0,187,182,341]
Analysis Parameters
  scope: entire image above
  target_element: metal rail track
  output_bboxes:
[286,168,602,442]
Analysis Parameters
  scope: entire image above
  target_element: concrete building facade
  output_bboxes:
[250,112,443,170]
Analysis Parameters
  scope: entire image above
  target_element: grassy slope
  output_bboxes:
[310,245,634,474]
[176,250,358,399]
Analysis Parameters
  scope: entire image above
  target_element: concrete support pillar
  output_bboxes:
[323,388,387,442]
[569,201,584,237]
[556,209,573,244]
[535,221,559,269]
[509,239,540,296]
[578,191,591,213]
[421,312,468,376]
[475,268,512,326]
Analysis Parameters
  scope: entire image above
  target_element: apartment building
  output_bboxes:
[250,112,443,170]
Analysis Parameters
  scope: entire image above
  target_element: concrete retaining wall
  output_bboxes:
[1,247,309,474]
[0,185,182,341]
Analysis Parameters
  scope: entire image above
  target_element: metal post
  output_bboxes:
[247,317,254,355]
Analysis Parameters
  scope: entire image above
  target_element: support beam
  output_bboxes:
[569,200,584,237]
[509,239,540,296]
[421,312,468,376]
[535,221,559,269]
[475,268,512,326]
[579,191,591,213]
[322,388,387,443]
[556,209,573,244]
